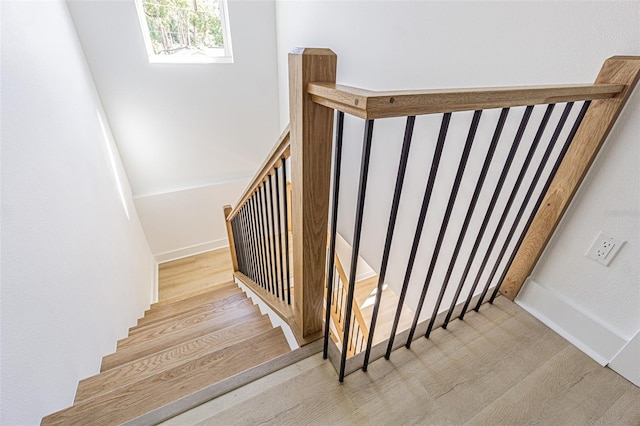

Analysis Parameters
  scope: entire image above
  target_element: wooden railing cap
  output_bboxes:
[227,126,291,220]
[308,82,625,120]
[289,47,337,56]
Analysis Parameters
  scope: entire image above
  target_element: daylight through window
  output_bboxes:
[136,0,232,63]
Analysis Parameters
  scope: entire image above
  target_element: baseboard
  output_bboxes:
[608,330,640,387]
[515,278,627,366]
[154,239,228,263]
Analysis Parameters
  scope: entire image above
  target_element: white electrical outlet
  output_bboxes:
[585,231,625,266]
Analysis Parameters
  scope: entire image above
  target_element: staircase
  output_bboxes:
[41,281,291,425]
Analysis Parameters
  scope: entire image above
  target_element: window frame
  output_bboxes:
[134,0,233,64]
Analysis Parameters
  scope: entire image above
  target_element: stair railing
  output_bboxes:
[225,49,337,345]
[226,49,639,381]
[311,53,639,381]
[223,127,298,336]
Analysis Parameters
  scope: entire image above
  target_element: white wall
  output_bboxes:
[274,0,639,377]
[135,178,249,262]
[1,1,156,423]
[66,0,280,257]
[517,85,640,367]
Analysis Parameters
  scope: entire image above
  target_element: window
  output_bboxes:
[135,0,233,63]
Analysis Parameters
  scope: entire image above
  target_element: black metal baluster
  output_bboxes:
[339,119,374,383]
[260,185,270,291]
[242,206,257,282]
[476,104,574,309]
[459,104,551,318]
[324,111,344,359]
[238,207,250,277]
[231,217,243,273]
[475,103,574,310]
[247,204,260,283]
[257,186,271,290]
[274,164,285,301]
[237,215,248,275]
[247,200,259,283]
[486,101,590,305]
[235,208,246,276]
[262,181,271,292]
[385,113,451,359]
[425,109,502,338]
[281,157,292,304]
[246,198,258,285]
[363,115,415,371]
[257,194,270,288]
[250,195,266,288]
[407,111,481,346]
[268,174,280,298]
[442,108,510,328]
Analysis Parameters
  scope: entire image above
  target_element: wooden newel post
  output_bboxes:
[289,48,337,338]
[500,56,640,300]
[223,205,239,272]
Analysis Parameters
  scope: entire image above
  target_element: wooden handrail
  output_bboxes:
[308,82,625,119]
[500,56,640,299]
[227,125,290,221]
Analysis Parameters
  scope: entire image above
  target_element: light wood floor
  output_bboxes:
[161,296,639,425]
[159,248,234,301]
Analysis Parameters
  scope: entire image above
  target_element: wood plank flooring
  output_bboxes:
[159,248,234,301]
[161,296,640,425]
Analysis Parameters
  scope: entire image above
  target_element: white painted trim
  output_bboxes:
[152,260,159,304]
[155,239,229,263]
[234,278,299,351]
[515,278,627,366]
[133,176,251,199]
[609,330,640,387]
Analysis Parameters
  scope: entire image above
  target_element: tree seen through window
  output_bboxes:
[142,0,225,57]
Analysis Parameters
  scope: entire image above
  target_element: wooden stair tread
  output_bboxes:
[137,285,243,326]
[42,328,290,426]
[127,292,249,335]
[102,307,262,371]
[121,294,253,347]
[151,280,237,308]
[76,315,273,403]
